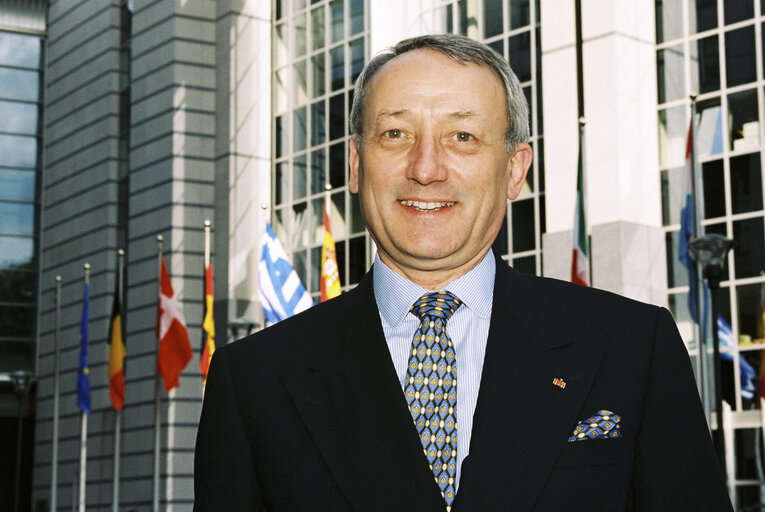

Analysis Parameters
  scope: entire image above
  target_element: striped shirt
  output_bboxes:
[373,251,495,489]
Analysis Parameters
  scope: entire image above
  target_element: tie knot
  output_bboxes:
[410,291,462,321]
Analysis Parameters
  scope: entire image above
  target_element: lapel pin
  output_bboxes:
[552,378,566,389]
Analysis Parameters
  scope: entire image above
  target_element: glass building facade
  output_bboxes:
[657,0,765,506]
[0,30,43,374]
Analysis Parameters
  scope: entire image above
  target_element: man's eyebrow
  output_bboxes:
[447,110,480,120]
[374,109,410,124]
[374,109,481,123]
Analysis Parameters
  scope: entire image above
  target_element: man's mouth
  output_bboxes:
[400,200,455,212]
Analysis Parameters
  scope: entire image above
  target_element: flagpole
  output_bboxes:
[154,235,163,512]
[111,249,125,512]
[79,263,90,512]
[51,275,62,512]
[204,220,211,268]
[202,220,211,394]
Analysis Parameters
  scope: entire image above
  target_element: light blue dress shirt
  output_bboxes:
[373,251,495,489]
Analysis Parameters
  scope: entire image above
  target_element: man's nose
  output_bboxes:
[406,136,447,185]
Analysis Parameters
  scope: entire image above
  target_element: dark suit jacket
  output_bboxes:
[194,258,732,511]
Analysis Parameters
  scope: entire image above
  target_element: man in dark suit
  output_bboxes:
[194,34,732,511]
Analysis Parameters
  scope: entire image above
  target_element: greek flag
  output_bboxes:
[718,314,756,401]
[259,223,313,326]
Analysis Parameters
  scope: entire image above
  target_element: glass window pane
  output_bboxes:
[311,6,325,51]
[737,283,764,342]
[0,169,35,202]
[661,166,684,226]
[733,216,764,278]
[295,12,307,58]
[0,33,40,68]
[728,88,759,152]
[0,203,34,236]
[312,53,325,97]
[330,0,344,43]
[656,0,683,43]
[725,26,756,87]
[311,100,326,146]
[508,32,531,83]
[691,35,719,95]
[690,0,717,34]
[350,191,364,233]
[483,0,503,38]
[311,196,324,245]
[701,159,725,219]
[294,59,307,106]
[274,207,287,241]
[329,93,344,140]
[513,255,536,275]
[0,269,35,303]
[350,38,364,84]
[275,114,288,158]
[293,248,308,285]
[294,156,307,200]
[294,0,306,11]
[310,245,321,293]
[511,199,534,252]
[350,0,363,35]
[658,105,686,167]
[294,106,307,152]
[665,230,688,288]
[0,304,34,337]
[275,68,288,114]
[311,148,326,194]
[292,202,309,249]
[488,39,503,57]
[492,209,509,256]
[696,98,724,157]
[434,4,453,34]
[0,68,39,102]
[0,100,37,135]
[657,45,684,104]
[0,341,35,373]
[0,236,33,269]
[724,0,754,25]
[274,24,287,68]
[0,134,36,168]
[336,239,346,287]
[509,0,530,30]
[329,141,345,188]
[349,235,365,284]
[731,153,762,214]
[330,45,344,91]
[331,190,346,238]
[275,161,288,205]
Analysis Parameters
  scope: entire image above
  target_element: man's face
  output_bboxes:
[349,49,532,287]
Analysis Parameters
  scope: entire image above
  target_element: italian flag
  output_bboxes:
[571,126,589,287]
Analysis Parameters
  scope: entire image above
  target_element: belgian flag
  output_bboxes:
[107,283,126,411]
[199,263,215,384]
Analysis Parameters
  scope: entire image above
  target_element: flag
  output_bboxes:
[199,263,215,383]
[571,127,589,286]
[156,256,192,391]
[718,314,756,401]
[758,281,765,402]
[679,123,699,322]
[107,282,126,411]
[259,223,313,326]
[77,279,91,414]
[320,195,341,302]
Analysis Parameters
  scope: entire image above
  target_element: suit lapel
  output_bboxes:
[453,262,602,512]
[282,272,446,512]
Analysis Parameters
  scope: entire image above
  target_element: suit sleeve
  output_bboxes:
[631,307,732,511]
[194,348,268,511]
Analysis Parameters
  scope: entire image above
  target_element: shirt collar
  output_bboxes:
[373,250,496,327]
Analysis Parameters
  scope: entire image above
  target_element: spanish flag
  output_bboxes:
[199,263,215,383]
[107,283,126,411]
[320,194,341,302]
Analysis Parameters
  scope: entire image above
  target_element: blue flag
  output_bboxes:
[718,314,756,401]
[258,223,313,326]
[77,280,91,413]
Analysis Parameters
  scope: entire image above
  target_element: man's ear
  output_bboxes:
[506,142,533,200]
[349,136,361,193]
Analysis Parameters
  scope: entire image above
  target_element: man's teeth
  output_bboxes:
[400,200,455,212]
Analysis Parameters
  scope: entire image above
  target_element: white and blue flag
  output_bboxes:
[718,314,756,401]
[259,223,313,326]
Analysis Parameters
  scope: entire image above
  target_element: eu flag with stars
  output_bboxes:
[77,280,91,414]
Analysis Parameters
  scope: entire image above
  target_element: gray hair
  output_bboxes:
[349,33,530,153]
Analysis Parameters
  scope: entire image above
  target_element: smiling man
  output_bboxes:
[194,34,731,511]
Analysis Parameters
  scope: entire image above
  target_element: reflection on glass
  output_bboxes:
[291,202,309,249]
[0,269,35,303]
[293,249,308,287]
[701,160,725,219]
[0,69,39,102]
[657,45,684,104]
[294,107,307,152]
[0,135,36,168]
[330,0,344,43]
[655,0,683,42]
[511,199,535,252]
[312,196,324,245]
[350,0,363,35]
[660,167,684,226]
[458,0,479,38]
[331,191,346,238]
[311,148,326,194]
[434,4,453,34]
[0,342,35,373]
[665,230,688,288]
[310,246,321,293]
[689,0,717,34]
[295,13,307,58]
[0,101,38,135]
[691,36,719,94]
[731,153,763,214]
[350,38,364,84]
[733,216,765,279]
[274,24,287,68]
[330,45,344,91]
[483,0,503,38]
[294,59,307,106]
[275,161,288,205]
[0,307,34,337]
[509,0,530,30]
[669,292,696,348]
[696,98,724,157]
[658,105,686,167]
[0,169,35,202]
[725,26,756,87]
[329,93,344,140]
[0,33,41,68]
[312,53,325,97]
[274,207,287,241]
[294,155,307,200]
[0,236,34,269]
[275,115,287,158]
[0,203,34,236]
[311,100,326,146]
[311,6,325,51]
[274,68,288,115]
[508,33,531,82]
[728,88,759,152]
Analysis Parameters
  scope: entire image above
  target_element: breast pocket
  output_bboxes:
[554,437,632,469]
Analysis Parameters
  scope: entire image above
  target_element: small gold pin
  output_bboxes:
[552,377,566,389]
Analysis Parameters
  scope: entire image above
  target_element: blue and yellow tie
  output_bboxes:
[405,291,462,510]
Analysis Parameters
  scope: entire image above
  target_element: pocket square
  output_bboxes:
[568,409,622,442]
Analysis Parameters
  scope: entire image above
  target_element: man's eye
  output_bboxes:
[385,129,403,139]
[454,132,473,142]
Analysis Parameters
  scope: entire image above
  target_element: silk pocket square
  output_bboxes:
[568,410,622,442]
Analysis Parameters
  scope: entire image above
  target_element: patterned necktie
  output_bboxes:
[405,291,462,511]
